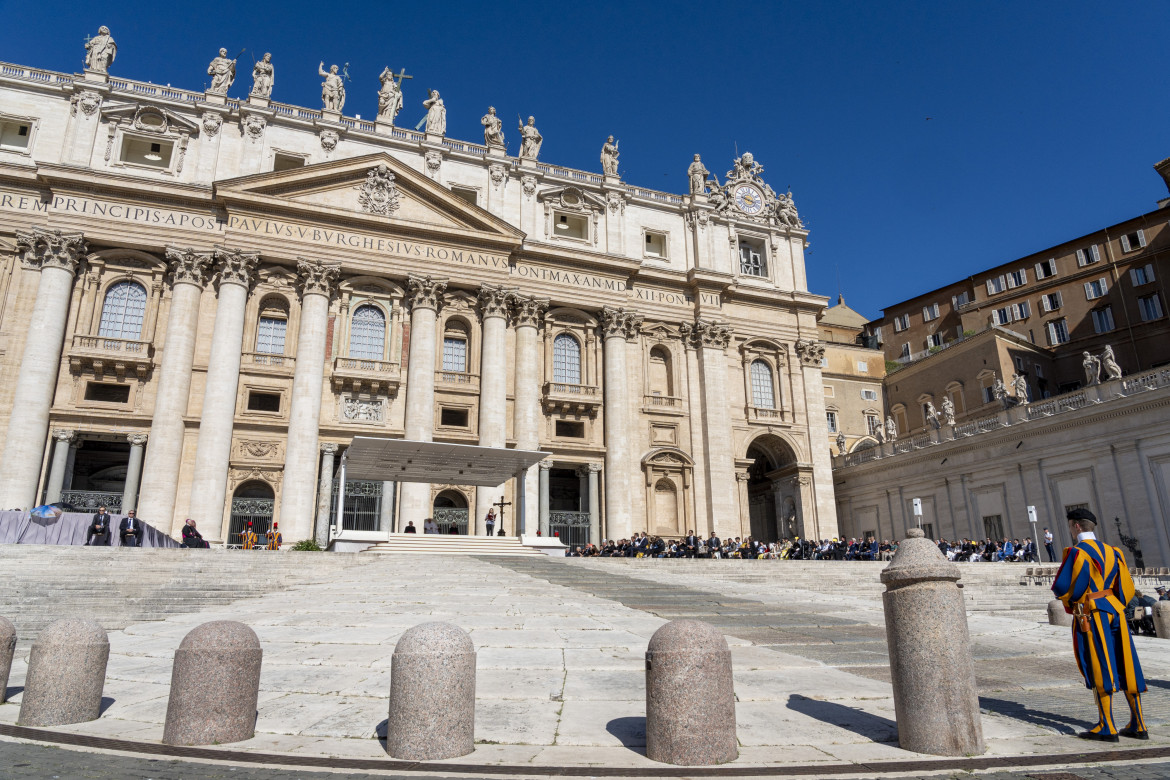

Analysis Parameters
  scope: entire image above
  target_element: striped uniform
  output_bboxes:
[241,530,258,550]
[265,531,282,551]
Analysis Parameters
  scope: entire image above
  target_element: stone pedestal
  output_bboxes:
[645,619,736,765]
[247,94,270,109]
[0,616,14,704]
[880,528,984,756]
[387,622,475,760]
[18,618,109,727]
[163,621,263,746]
[375,119,396,135]
[1048,599,1074,627]
[1154,602,1170,639]
[203,91,227,106]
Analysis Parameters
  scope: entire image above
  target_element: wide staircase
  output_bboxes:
[360,532,549,556]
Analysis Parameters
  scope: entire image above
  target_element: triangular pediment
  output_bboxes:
[213,152,524,245]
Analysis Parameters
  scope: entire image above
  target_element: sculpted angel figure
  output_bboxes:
[481,106,505,148]
[85,26,117,73]
[251,53,274,97]
[319,62,346,112]
[377,67,403,122]
[687,154,709,195]
[423,90,446,135]
[600,135,620,176]
[518,115,542,160]
[207,48,237,94]
[1101,344,1123,381]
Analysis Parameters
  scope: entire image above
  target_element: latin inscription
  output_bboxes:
[0,192,225,232]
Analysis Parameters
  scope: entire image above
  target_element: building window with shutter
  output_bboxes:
[892,313,910,332]
[553,333,582,385]
[1046,318,1070,345]
[1006,269,1027,288]
[97,280,147,340]
[866,414,880,437]
[899,343,910,358]
[922,303,940,321]
[1084,278,1108,300]
[1120,230,1147,253]
[1091,306,1115,333]
[986,276,1006,295]
[1130,264,1156,286]
[442,322,469,372]
[1040,291,1063,312]
[1035,258,1057,279]
[750,359,775,408]
[1139,293,1164,322]
[826,410,838,433]
[348,304,386,360]
[1076,245,1102,266]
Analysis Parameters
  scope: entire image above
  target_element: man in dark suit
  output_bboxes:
[684,530,699,558]
[87,506,112,546]
[119,510,142,547]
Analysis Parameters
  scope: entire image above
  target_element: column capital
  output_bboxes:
[213,247,259,289]
[52,428,77,443]
[538,460,553,471]
[624,312,644,340]
[477,283,515,321]
[587,462,602,474]
[16,227,87,273]
[680,318,733,350]
[406,274,447,312]
[321,442,339,455]
[511,294,549,328]
[794,338,825,367]
[164,246,213,288]
[599,306,632,340]
[296,257,341,298]
[126,432,148,447]
[735,470,750,482]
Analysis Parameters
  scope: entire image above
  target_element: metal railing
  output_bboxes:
[432,507,469,535]
[59,490,122,512]
[330,479,384,532]
[549,510,591,548]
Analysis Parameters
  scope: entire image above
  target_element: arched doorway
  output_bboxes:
[432,490,469,534]
[742,434,800,543]
[228,481,275,547]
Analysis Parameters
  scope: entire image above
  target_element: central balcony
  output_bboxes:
[543,382,602,417]
[332,356,402,396]
[241,351,295,378]
[67,335,153,379]
[435,370,479,397]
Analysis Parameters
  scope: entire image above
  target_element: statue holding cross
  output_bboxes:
[377,66,411,124]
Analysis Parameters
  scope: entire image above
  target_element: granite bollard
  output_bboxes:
[0,616,14,704]
[645,619,737,765]
[18,618,109,727]
[387,622,475,760]
[163,621,263,746]
[1154,601,1170,639]
[1048,599,1074,627]
[881,529,985,756]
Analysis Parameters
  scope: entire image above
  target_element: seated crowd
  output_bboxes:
[938,536,1040,563]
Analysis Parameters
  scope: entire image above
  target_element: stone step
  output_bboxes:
[361,533,548,556]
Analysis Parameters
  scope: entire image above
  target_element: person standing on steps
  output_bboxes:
[265,522,282,551]
[1045,527,1057,562]
[241,521,258,550]
[484,507,496,537]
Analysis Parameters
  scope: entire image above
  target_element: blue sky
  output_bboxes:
[4,1,1168,319]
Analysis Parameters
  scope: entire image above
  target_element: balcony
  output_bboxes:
[241,351,295,377]
[332,356,401,396]
[747,406,787,424]
[435,370,480,396]
[543,382,602,417]
[68,335,153,379]
[643,394,684,415]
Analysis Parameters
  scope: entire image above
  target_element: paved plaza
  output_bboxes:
[2,550,1170,778]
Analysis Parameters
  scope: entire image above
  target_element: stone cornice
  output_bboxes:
[16,226,87,273]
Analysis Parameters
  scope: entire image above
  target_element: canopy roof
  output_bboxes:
[343,437,550,486]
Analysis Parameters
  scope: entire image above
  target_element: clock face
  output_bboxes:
[735,185,764,214]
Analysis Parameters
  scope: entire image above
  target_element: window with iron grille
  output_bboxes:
[552,333,582,384]
[349,304,386,360]
[256,316,287,354]
[750,359,774,408]
[97,281,147,339]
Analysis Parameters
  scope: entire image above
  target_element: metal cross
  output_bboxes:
[391,67,413,87]
[493,498,512,533]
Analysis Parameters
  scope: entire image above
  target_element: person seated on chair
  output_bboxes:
[423,518,438,534]
[404,521,417,533]
[119,510,142,547]
[180,518,209,548]
[87,505,112,546]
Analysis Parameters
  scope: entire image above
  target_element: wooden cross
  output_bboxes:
[492,497,512,533]
[391,67,413,88]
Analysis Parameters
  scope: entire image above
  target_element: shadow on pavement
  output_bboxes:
[786,694,898,742]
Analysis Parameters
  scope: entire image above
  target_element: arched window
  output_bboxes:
[97,280,147,339]
[750,359,775,408]
[442,320,469,372]
[349,304,386,360]
[648,346,673,396]
[553,333,581,385]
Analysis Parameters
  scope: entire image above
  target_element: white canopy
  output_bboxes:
[341,437,550,486]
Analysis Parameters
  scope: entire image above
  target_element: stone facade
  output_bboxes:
[0,46,836,547]
[817,296,886,454]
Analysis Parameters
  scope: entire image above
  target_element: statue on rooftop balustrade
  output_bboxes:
[687,154,709,195]
[885,415,898,441]
[600,135,620,176]
[377,67,403,123]
[1083,351,1101,387]
[251,53,274,98]
[1101,344,1122,381]
[941,397,956,426]
[518,116,542,160]
[207,48,237,94]
[423,90,446,135]
[481,106,505,149]
[1011,373,1028,404]
[319,62,346,112]
[85,26,116,73]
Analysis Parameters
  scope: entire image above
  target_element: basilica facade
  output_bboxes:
[0,32,837,549]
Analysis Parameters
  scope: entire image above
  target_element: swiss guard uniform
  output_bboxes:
[1052,509,1147,741]
[265,522,282,551]
[241,521,258,551]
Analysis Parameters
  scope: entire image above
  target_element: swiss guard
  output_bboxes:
[1052,507,1147,741]
[265,521,282,551]
[241,521,258,550]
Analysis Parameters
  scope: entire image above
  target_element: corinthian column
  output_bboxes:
[139,247,211,534]
[122,433,148,512]
[0,228,86,509]
[44,429,77,505]
[683,319,739,540]
[398,274,447,526]
[187,248,258,539]
[512,294,548,528]
[474,284,515,534]
[279,258,340,542]
[600,307,634,541]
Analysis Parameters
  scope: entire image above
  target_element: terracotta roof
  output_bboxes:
[819,295,870,329]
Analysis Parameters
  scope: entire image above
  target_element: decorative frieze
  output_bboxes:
[16,227,87,273]
[406,274,447,312]
[164,246,212,287]
[341,395,384,422]
[238,439,280,459]
[213,248,259,289]
[296,257,341,298]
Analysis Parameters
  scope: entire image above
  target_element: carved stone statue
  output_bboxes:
[1082,351,1101,387]
[207,48,237,94]
[251,53,274,97]
[925,402,941,430]
[85,26,117,73]
[776,190,803,228]
[687,154,709,195]
[836,433,847,454]
[518,116,542,160]
[318,62,346,112]
[941,397,956,426]
[1101,344,1122,381]
[600,135,620,176]
[993,377,1008,405]
[481,106,505,149]
[377,67,403,123]
[1011,373,1028,404]
[885,415,898,441]
[423,90,446,135]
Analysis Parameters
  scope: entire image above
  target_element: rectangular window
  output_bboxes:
[442,337,468,372]
[738,239,767,277]
[272,153,305,172]
[120,136,174,169]
[84,382,130,403]
[451,187,478,205]
[1139,293,1164,321]
[555,420,585,438]
[922,303,940,321]
[991,306,1012,325]
[440,407,469,427]
[1040,291,1063,312]
[1006,269,1027,288]
[1014,356,1025,371]
[255,317,287,354]
[1092,306,1115,333]
[1120,230,1147,253]
[892,313,910,332]
[246,391,281,412]
[982,384,995,404]
[825,411,838,433]
[554,212,589,240]
[856,360,868,372]
[1130,264,1156,286]
[1076,245,1102,266]
[1013,301,1031,320]
[899,343,910,358]
[928,333,944,347]
[986,276,1006,295]
[1084,277,1109,300]
[866,414,880,437]
[823,385,834,397]
[0,119,31,152]
[861,388,878,401]
[644,231,667,258]
[1035,258,1057,279]
[952,291,971,307]
[1046,318,1070,345]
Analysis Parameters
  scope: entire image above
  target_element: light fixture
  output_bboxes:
[143,142,162,162]
[555,222,569,231]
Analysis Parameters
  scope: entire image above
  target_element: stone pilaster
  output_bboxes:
[794,338,838,540]
[600,307,634,541]
[512,295,548,524]
[474,284,515,534]
[44,429,77,505]
[682,318,739,540]
[279,258,340,542]
[122,433,148,512]
[187,248,258,540]
[315,442,338,547]
[399,274,447,526]
[587,463,601,545]
[538,460,552,537]
[0,228,86,509]
[140,246,211,535]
